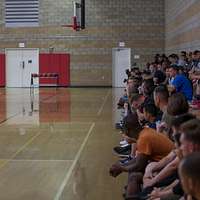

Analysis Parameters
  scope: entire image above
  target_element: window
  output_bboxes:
[5,0,39,27]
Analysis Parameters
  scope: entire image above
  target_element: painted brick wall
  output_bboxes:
[0,1,4,25]
[165,0,200,55]
[0,0,165,86]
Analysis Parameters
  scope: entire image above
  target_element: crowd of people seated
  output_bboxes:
[109,50,200,200]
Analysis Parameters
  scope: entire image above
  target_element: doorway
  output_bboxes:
[6,49,39,87]
[112,48,131,87]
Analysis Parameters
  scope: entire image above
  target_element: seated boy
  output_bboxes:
[109,113,174,199]
[143,103,160,130]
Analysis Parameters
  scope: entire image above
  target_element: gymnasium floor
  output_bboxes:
[0,88,126,200]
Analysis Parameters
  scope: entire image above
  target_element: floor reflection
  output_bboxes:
[0,88,71,125]
[112,88,124,124]
[38,88,71,123]
[0,88,126,200]
[71,161,88,200]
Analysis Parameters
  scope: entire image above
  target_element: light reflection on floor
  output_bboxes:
[0,88,126,200]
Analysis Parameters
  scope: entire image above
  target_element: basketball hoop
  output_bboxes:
[62,1,85,31]
[62,16,80,31]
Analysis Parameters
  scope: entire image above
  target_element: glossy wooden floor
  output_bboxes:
[0,88,126,200]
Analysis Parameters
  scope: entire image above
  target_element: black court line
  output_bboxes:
[0,112,22,126]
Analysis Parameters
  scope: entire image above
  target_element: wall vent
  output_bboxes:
[5,0,39,27]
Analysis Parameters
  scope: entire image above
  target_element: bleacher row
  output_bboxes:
[109,50,200,200]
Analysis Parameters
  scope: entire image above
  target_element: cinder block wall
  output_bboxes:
[0,0,164,86]
[165,0,200,55]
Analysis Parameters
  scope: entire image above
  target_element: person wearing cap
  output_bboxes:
[168,65,193,101]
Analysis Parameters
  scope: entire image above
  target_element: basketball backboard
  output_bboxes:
[62,0,85,31]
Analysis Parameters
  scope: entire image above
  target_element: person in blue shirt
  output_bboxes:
[168,65,193,101]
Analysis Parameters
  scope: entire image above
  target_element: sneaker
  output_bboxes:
[113,145,131,157]
[119,156,133,165]
[120,143,129,148]
[120,140,128,146]
[115,122,124,130]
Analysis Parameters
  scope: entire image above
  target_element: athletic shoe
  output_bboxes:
[115,122,124,130]
[120,143,130,148]
[120,140,128,146]
[119,156,133,165]
[113,145,131,157]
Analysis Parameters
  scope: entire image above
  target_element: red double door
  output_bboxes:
[0,53,70,87]
[0,54,5,87]
[39,53,70,86]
